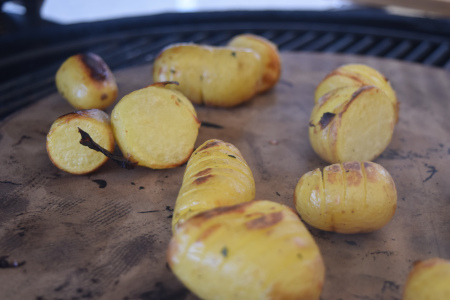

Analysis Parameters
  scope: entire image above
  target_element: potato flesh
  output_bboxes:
[111,86,200,169]
[172,139,255,230]
[46,109,114,174]
[168,200,325,300]
[294,161,397,233]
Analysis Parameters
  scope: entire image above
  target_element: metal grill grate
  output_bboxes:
[1,9,450,119]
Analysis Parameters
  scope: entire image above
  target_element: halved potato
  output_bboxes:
[111,82,200,169]
[46,109,114,174]
[403,258,450,300]
[56,53,118,110]
[172,139,255,230]
[309,85,396,163]
[168,200,325,300]
[294,161,397,234]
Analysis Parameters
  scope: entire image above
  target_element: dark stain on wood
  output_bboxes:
[92,179,107,189]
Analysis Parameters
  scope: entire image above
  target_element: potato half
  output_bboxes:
[172,139,255,230]
[111,82,200,169]
[56,53,118,110]
[294,161,397,234]
[309,85,396,163]
[403,258,450,300]
[168,200,325,300]
[46,109,115,174]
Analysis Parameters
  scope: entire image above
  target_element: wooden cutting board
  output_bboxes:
[1,52,449,300]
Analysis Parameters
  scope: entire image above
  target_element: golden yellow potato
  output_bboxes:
[309,85,396,163]
[404,258,450,300]
[111,82,200,169]
[46,109,114,174]
[168,200,325,300]
[172,139,255,230]
[153,34,281,107]
[294,161,397,234]
[56,53,118,110]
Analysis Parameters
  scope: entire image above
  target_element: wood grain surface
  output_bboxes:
[0,52,449,300]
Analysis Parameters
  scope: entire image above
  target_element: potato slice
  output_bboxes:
[55,53,118,110]
[173,139,255,230]
[309,85,395,163]
[294,161,397,234]
[403,258,450,300]
[111,83,200,169]
[46,109,114,174]
[168,200,325,300]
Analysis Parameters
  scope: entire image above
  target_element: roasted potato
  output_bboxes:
[46,109,115,174]
[55,53,118,110]
[309,85,396,163]
[172,139,255,230]
[294,161,397,234]
[111,82,200,169]
[403,258,450,300]
[168,200,325,300]
[153,34,281,107]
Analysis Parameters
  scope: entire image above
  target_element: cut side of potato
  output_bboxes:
[46,109,115,175]
[111,83,200,169]
[168,200,325,300]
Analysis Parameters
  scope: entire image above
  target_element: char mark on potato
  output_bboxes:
[80,53,109,82]
[319,112,336,129]
[245,211,283,230]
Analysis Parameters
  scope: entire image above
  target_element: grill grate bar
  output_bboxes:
[385,40,415,59]
[281,32,317,51]
[344,36,376,54]
[323,34,356,53]
[271,31,298,47]
[301,33,338,51]
[423,43,450,66]
[403,41,434,62]
[365,37,395,56]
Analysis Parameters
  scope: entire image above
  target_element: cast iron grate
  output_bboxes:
[1,9,450,119]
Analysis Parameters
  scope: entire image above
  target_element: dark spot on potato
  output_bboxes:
[80,53,109,82]
[170,69,176,74]
[309,121,316,128]
[197,140,222,152]
[227,155,236,159]
[319,112,336,129]
[343,162,362,186]
[231,51,236,57]
[101,93,107,100]
[194,174,213,185]
[342,210,345,214]
[194,168,212,177]
[363,162,379,183]
[245,211,283,230]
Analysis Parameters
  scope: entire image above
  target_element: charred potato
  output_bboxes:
[56,53,118,110]
[294,161,397,234]
[111,82,200,169]
[168,200,325,300]
[46,109,114,174]
[172,139,255,230]
[403,258,450,300]
[153,34,281,107]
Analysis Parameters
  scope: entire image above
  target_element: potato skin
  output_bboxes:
[55,53,118,110]
[294,161,397,234]
[172,139,255,230]
[403,258,450,300]
[168,200,325,300]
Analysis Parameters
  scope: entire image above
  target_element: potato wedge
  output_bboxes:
[56,53,118,110]
[403,258,450,300]
[309,85,395,163]
[172,139,255,230]
[46,109,114,174]
[111,82,200,169]
[168,200,325,300]
[294,161,397,234]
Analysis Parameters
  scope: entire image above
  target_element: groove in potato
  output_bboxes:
[309,85,396,163]
[153,34,281,107]
[46,109,115,174]
[172,139,255,230]
[168,200,325,300]
[403,258,450,300]
[111,82,200,169]
[56,53,118,110]
[294,161,397,234]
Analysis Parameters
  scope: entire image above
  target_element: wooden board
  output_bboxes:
[0,52,449,300]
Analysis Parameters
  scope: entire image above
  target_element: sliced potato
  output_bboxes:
[55,53,118,110]
[403,258,450,300]
[172,139,255,230]
[46,109,114,174]
[309,85,396,163]
[294,161,397,233]
[168,200,325,300]
[111,82,200,169]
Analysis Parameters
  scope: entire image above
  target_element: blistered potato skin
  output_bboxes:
[46,109,115,175]
[172,139,255,230]
[55,53,118,110]
[403,258,450,300]
[168,200,325,300]
[111,83,200,169]
[294,161,397,234]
